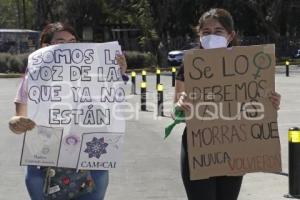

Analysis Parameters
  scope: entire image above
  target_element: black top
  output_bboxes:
[176,64,185,82]
[175,45,200,82]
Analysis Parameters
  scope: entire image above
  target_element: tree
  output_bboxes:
[234,0,290,40]
[33,0,63,29]
[0,0,20,28]
[0,0,35,29]
[130,0,159,51]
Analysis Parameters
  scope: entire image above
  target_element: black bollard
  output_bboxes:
[156,68,161,88]
[157,84,164,116]
[172,67,176,87]
[142,70,147,82]
[140,82,147,111]
[288,127,300,198]
[286,61,290,77]
[131,71,136,95]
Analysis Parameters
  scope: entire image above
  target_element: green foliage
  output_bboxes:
[0,53,10,72]
[1,0,299,38]
[8,56,23,72]
[0,0,18,28]
[130,0,159,51]
[17,53,29,69]
[0,53,29,73]
[124,51,157,69]
[0,0,35,29]
[1,0,299,63]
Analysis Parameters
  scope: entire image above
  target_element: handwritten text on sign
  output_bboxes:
[184,45,281,180]
[21,42,126,170]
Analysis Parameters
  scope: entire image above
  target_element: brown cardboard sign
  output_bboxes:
[184,44,282,180]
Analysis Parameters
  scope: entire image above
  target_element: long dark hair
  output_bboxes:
[39,22,78,46]
[197,8,239,46]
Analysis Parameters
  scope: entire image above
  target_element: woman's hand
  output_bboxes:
[176,92,191,112]
[9,116,36,134]
[269,91,281,110]
[116,53,127,75]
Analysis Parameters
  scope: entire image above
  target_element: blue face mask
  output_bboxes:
[200,34,228,49]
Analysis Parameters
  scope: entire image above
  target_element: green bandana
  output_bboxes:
[164,106,185,139]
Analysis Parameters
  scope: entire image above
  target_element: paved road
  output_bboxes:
[0,66,300,200]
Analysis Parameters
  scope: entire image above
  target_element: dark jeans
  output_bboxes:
[25,166,108,200]
[180,128,243,200]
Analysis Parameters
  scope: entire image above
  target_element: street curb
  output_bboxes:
[0,73,22,78]
[127,66,179,73]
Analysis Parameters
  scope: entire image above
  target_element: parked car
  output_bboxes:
[167,42,198,66]
[167,50,183,66]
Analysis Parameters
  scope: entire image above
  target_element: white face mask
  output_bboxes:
[200,34,228,49]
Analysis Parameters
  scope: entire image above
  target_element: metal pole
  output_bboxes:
[142,70,146,82]
[157,84,164,116]
[156,68,160,89]
[140,82,147,111]
[131,71,136,95]
[172,67,176,87]
[286,61,290,77]
[288,127,300,198]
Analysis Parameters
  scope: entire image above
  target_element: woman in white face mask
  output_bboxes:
[198,9,236,49]
[173,8,281,200]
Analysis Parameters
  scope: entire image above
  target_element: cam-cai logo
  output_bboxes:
[84,137,108,159]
